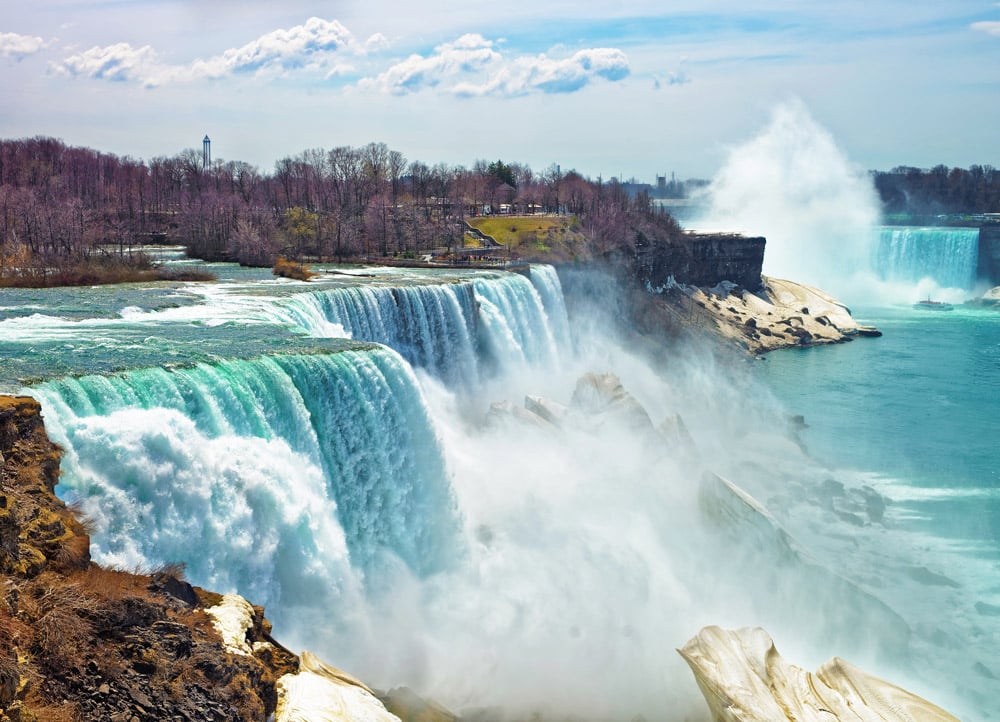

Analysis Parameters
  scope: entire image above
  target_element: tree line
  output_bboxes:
[872,164,1000,217]
[0,136,682,281]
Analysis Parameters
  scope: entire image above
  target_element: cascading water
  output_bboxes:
[31,348,461,598]
[279,283,480,387]
[264,269,563,386]
[873,226,980,290]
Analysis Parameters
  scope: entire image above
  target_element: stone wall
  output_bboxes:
[633,231,766,291]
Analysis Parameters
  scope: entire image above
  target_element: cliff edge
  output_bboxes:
[0,395,298,722]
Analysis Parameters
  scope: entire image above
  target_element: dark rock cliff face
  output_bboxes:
[978,226,1000,284]
[632,231,766,292]
[0,396,298,722]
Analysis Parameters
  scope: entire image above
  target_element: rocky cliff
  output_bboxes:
[0,396,299,722]
[633,230,766,292]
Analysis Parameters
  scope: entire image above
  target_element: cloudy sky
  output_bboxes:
[2,0,998,180]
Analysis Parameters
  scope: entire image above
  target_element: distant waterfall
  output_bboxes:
[873,227,980,289]
[277,268,566,385]
[30,348,460,600]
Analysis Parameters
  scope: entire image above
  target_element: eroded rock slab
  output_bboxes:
[679,626,959,722]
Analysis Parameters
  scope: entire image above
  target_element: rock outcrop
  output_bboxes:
[977,225,1000,284]
[643,275,880,355]
[275,652,401,722]
[634,231,766,292]
[699,472,911,659]
[679,626,960,722]
[0,395,300,721]
[971,285,1000,307]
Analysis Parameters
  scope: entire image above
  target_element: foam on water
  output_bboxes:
[32,349,461,590]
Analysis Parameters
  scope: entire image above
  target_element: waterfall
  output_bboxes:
[525,264,572,351]
[30,348,460,601]
[472,271,561,370]
[873,227,980,290]
[273,269,565,385]
[279,283,479,386]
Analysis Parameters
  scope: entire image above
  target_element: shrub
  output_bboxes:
[272,257,316,281]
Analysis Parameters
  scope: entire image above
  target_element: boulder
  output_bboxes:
[679,626,960,722]
[570,372,655,432]
[977,286,1000,306]
[524,394,571,427]
[484,400,553,430]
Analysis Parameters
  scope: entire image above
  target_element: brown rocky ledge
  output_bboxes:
[0,395,301,722]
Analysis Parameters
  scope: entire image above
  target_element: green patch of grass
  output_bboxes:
[467,215,587,263]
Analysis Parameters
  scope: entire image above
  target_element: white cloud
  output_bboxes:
[56,42,160,83]
[360,34,501,94]
[362,36,629,97]
[364,33,391,53]
[53,17,361,86]
[324,63,356,80]
[971,20,1000,36]
[206,17,357,75]
[0,32,47,60]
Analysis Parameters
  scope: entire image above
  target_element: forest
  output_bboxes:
[4,135,997,287]
[872,164,1000,218]
[0,136,680,286]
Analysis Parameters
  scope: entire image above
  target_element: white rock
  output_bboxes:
[275,651,401,722]
[679,626,960,722]
[205,593,255,656]
[524,394,571,427]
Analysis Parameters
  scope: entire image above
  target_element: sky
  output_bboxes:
[1,0,998,181]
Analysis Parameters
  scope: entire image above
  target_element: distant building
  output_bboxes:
[202,135,211,170]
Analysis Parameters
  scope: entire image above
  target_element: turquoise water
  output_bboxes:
[755,303,1000,717]
[3,256,996,719]
[756,305,1000,556]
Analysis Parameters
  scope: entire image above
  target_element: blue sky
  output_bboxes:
[1,0,998,180]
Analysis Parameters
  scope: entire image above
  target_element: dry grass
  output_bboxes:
[21,577,99,674]
[19,698,81,722]
[272,257,317,281]
[0,260,216,288]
